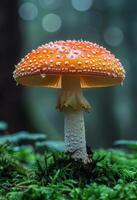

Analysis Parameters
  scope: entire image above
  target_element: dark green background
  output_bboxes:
[0,0,136,148]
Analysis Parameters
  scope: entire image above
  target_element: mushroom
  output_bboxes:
[13,40,125,164]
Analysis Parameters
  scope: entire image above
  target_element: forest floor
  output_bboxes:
[0,143,137,200]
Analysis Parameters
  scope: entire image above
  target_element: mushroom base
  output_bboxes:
[64,111,90,163]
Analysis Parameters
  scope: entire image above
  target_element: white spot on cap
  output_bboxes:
[67,50,81,59]
[41,74,46,78]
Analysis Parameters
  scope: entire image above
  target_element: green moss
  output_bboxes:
[0,144,137,200]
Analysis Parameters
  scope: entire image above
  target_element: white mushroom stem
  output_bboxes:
[57,75,91,163]
[64,111,88,163]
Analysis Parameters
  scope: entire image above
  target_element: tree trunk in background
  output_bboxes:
[0,0,27,133]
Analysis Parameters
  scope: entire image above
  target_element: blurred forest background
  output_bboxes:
[0,0,136,148]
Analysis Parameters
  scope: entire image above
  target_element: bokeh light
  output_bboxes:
[71,0,93,12]
[42,13,62,32]
[19,2,38,21]
[104,26,124,47]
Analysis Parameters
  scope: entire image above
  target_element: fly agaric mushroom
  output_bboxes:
[13,40,125,163]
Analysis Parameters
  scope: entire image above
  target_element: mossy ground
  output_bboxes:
[0,144,137,200]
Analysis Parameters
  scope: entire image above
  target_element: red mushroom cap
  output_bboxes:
[13,40,125,88]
